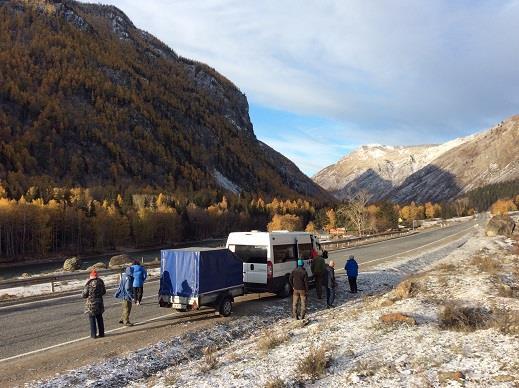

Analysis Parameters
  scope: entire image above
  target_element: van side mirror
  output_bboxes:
[322,250,328,259]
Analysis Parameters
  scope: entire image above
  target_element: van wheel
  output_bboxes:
[276,280,291,298]
[176,308,187,312]
[219,296,233,317]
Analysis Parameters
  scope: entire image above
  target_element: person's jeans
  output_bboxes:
[89,314,104,338]
[326,287,336,307]
[348,276,358,293]
[292,290,307,319]
[134,287,144,303]
[121,299,132,324]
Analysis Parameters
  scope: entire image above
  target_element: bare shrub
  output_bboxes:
[297,345,332,381]
[497,283,514,298]
[393,279,419,300]
[257,332,289,352]
[471,255,500,273]
[200,345,218,372]
[438,303,491,332]
[437,263,457,272]
[264,377,286,388]
[492,308,519,335]
[164,371,179,386]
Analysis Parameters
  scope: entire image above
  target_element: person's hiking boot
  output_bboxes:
[124,322,133,327]
[118,320,123,324]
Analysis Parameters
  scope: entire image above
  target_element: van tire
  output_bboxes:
[276,279,291,298]
[219,296,233,317]
[176,308,187,312]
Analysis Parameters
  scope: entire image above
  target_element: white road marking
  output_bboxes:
[0,309,209,364]
[0,223,476,363]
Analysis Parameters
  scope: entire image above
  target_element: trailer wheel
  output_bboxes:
[219,296,233,317]
[276,279,291,298]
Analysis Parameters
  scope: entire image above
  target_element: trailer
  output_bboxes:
[158,247,244,316]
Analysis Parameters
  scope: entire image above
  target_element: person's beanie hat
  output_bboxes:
[90,269,98,278]
[297,259,304,267]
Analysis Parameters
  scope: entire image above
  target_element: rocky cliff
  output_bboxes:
[0,0,332,202]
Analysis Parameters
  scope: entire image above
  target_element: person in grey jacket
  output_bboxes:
[324,260,337,308]
[115,266,134,326]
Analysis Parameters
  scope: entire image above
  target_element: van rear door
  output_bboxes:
[228,245,268,285]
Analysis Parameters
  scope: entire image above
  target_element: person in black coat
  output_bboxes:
[324,260,337,308]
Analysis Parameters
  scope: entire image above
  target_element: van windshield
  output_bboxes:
[230,245,268,264]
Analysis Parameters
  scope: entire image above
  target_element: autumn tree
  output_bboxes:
[267,214,303,232]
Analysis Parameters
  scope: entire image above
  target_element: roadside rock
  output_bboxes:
[86,262,107,272]
[20,272,31,278]
[63,257,81,272]
[380,312,416,326]
[486,215,516,237]
[109,254,131,268]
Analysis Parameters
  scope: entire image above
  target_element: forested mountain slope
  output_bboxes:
[0,0,331,202]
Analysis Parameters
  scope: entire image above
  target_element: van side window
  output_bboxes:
[299,243,312,259]
[273,244,297,264]
[233,245,268,264]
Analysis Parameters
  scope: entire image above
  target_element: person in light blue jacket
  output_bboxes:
[345,255,358,293]
[115,266,134,325]
[131,260,148,305]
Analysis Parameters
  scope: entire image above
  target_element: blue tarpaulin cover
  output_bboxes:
[159,248,243,297]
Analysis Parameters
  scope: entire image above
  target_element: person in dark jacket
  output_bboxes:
[324,260,337,308]
[289,259,309,319]
[131,260,148,305]
[115,266,134,326]
[311,254,326,299]
[345,255,359,293]
[82,269,106,338]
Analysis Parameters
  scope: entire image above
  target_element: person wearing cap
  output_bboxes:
[289,259,309,320]
[115,266,134,326]
[345,255,359,293]
[82,269,106,338]
[325,260,337,308]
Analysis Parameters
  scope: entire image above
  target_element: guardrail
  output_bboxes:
[320,230,415,251]
[0,231,412,293]
[0,262,161,292]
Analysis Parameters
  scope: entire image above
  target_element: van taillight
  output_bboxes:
[267,261,273,279]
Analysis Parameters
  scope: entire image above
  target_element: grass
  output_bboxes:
[438,303,491,332]
[492,308,519,335]
[471,255,500,273]
[297,345,332,381]
[200,345,218,372]
[257,332,290,353]
[163,371,179,386]
[264,377,286,388]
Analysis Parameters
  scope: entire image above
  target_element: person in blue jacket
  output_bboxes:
[345,255,358,293]
[131,260,148,305]
[115,266,134,326]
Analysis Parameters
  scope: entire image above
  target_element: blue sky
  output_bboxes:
[86,1,519,176]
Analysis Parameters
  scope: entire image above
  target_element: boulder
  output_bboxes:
[486,215,516,237]
[109,254,131,268]
[63,256,81,272]
[86,262,108,272]
[380,312,416,326]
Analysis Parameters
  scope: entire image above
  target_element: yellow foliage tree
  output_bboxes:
[267,214,302,232]
[490,199,517,215]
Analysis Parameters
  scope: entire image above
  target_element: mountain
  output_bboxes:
[314,115,519,203]
[0,0,331,202]
[313,137,471,202]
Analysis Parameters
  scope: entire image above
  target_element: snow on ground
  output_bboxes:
[28,227,517,388]
[0,269,160,299]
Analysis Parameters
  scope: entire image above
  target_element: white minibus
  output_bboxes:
[226,231,325,297]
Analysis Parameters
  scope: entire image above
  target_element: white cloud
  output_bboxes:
[85,0,519,169]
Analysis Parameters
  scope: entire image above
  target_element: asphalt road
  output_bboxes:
[0,219,478,361]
